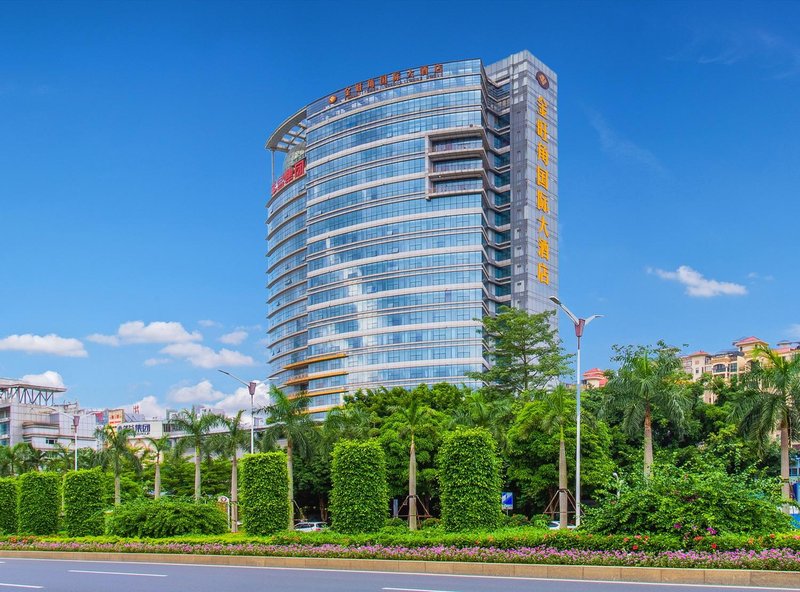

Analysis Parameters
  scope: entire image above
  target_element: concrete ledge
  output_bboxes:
[0,550,798,589]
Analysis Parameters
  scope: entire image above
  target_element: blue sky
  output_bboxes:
[2,0,799,416]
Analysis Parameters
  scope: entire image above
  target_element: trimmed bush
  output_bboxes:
[240,452,290,535]
[438,428,502,532]
[330,440,388,533]
[64,468,105,536]
[17,471,60,535]
[0,477,17,534]
[107,499,227,537]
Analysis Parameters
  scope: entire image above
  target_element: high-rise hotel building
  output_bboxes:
[266,51,558,417]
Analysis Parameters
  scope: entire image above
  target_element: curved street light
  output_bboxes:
[549,296,603,527]
[217,370,259,454]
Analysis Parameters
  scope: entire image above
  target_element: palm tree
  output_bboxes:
[602,343,692,478]
[387,390,437,531]
[732,345,800,507]
[48,443,74,473]
[170,408,223,500]
[259,386,318,529]
[450,390,512,450]
[77,446,106,470]
[540,385,574,529]
[211,411,249,532]
[322,406,372,447]
[0,446,12,476]
[144,435,172,499]
[9,442,34,474]
[97,425,138,505]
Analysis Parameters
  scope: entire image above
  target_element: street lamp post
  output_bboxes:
[549,296,603,527]
[217,370,259,454]
[72,415,80,471]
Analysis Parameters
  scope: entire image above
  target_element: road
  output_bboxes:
[0,557,797,592]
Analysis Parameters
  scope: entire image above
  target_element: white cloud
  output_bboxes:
[88,321,201,346]
[747,272,775,281]
[123,395,166,419]
[168,380,226,403]
[220,330,248,345]
[0,334,88,357]
[214,383,271,417]
[649,265,747,297]
[198,319,222,328]
[20,371,65,389]
[587,110,667,175]
[143,357,171,367]
[159,343,256,369]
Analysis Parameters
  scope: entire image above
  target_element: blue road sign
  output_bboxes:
[501,491,513,510]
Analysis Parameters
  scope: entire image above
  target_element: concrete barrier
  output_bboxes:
[0,550,798,589]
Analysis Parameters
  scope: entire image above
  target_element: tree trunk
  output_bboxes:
[287,437,294,529]
[230,452,238,532]
[643,405,653,479]
[558,433,568,529]
[408,436,418,531]
[114,473,121,506]
[154,456,161,499]
[194,445,202,501]
[780,419,792,512]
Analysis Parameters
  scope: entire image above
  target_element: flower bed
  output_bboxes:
[1,535,800,571]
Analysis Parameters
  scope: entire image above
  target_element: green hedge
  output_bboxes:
[17,472,60,535]
[240,452,290,535]
[438,428,502,532]
[330,440,388,533]
[107,499,228,537]
[0,478,17,534]
[63,469,105,536]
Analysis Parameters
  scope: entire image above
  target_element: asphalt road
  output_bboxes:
[0,557,798,592]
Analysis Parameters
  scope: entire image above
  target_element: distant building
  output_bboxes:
[582,368,608,389]
[0,378,97,451]
[681,336,800,403]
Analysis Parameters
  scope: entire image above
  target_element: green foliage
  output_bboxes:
[419,517,441,529]
[507,396,614,512]
[17,471,60,535]
[583,457,795,535]
[330,440,388,533]
[107,498,228,537]
[0,477,17,534]
[100,472,143,506]
[467,307,571,399]
[240,452,290,535]
[438,428,502,532]
[63,468,105,536]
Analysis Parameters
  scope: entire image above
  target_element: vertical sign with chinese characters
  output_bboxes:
[534,72,554,287]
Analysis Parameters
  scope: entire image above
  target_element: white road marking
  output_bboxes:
[383,588,459,592]
[68,570,166,578]
[0,584,43,589]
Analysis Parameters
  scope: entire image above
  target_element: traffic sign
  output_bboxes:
[501,491,513,510]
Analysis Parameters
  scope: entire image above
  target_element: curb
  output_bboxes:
[0,550,798,589]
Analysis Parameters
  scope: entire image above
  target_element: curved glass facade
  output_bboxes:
[266,51,559,414]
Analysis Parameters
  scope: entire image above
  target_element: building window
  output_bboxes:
[712,364,726,374]
[45,438,57,445]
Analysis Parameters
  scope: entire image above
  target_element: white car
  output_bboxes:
[547,520,576,530]
[294,521,328,532]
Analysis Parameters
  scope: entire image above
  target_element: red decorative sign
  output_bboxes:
[334,64,444,104]
[271,159,306,196]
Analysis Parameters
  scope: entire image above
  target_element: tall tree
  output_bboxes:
[602,342,692,478]
[47,443,74,473]
[171,408,223,500]
[386,390,439,531]
[450,389,512,450]
[211,411,250,532]
[259,386,318,528]
[732,345,800,507]
[97,425,138,505]
[467,307,571,400]
[539,385,574,528]
[144,435,172,499]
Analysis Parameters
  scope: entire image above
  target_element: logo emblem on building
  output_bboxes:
[535,71,549,89]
